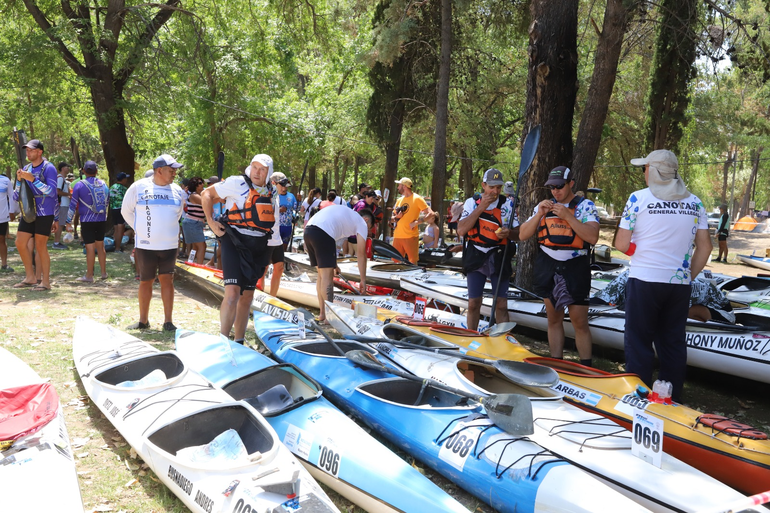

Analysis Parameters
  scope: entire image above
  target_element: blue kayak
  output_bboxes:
[253,313,648,513]
[174,329,470,513]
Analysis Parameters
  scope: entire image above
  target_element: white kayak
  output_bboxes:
[0,347,84,512]
[73,316,338,513]
[718,275,770,305]
[402,277,770,384]
[738,254,770,272]
[326,310,764,512]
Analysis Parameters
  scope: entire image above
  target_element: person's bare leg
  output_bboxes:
[220,284,241,337]
[96,241,107,277]
[34,234,51,288]
[193,242,206,264]
[495,296,510,324]
[114,224,125,252]
[567,304,592,361]
[158,273,175,324]
[0,235,7,267]
[233,290,256,341]
[467,297,482,331]
[85,243,95,279]
[316,267,335,321]
[137,280,153,324]
[544,298,566,358]
[270,262,283,297]
[15,232,35,283]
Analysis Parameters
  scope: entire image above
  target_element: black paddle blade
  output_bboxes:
[518,125,541,182]
[482,394,534,436]
[494,361,559,388]
[372,239,409,264]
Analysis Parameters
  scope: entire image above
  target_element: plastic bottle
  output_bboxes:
[117,369,167,388]
[661,381,673,404]
[650,379,665,403]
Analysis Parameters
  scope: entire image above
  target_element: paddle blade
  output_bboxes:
[485,321,517,337]
[371,239,409,263]
[518,125,541,182]
[495,361,559,388]
[482,394,534,436]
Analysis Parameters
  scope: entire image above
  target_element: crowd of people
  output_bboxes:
[5,140,717,399]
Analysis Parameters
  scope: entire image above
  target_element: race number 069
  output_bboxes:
[633,423,661,453]
[631,409,663,468]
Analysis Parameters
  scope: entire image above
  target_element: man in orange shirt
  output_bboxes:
[392,177,433,263]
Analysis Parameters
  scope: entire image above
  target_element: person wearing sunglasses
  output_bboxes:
[518,165,600,367]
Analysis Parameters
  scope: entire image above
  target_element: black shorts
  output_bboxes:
[135,248,177,281]
[304,225,337,269]
[267,243,285,265]
[0,222,7,236]
[81,221,107,245]
[220,230,269,293]
[533,251,591,306]
[112,209,125,225]
[448,221,457,230]
[18,215,55,236]
[718,233,728,241]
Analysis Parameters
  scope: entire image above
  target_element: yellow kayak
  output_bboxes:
[342,306,770,495]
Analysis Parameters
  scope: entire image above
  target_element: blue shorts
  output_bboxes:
[182,218,205,243]
[280,225,292,245]
[467,253,510,300]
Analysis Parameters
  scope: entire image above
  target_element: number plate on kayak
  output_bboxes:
[438,419,491,471]
[631,409,663,468]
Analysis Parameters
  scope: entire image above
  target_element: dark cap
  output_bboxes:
[116,172,129,181]
[152,154,183,170]
[483,168,504,186]
[544,166,573,186]
[23,139,43,151]
[83,160,98,173]
[364,190,377,198]
[205,176,220,184]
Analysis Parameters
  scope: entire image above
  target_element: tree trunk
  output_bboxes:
[739,147,762,217]
[308,165,317,191]
[339,156,349,193]
[431,0,452,239]
[90,81,136,183]
[517,0,579,290]
[572,0,639,193]
[721,144,735,204]
[354,156,360,194]
[382,104,406,238]
[461,151,474,200]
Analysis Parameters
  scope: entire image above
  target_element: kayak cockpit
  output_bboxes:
[357,377,479,409]
[290,341,374,357]
[223,364,322,417]
[95,352,186,389]
[380,324,452,349]
[147,404,276,468]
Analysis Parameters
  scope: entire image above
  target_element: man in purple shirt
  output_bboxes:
[13,139,58,291]
[66,160,110,282]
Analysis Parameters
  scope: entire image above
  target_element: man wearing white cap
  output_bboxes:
[519,165,600,366]
[202,154,276,344]
[122,154,186,331]
[392,177,433,263]
[614,149,711,401]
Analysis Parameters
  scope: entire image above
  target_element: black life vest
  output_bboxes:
[224,176,275,234]
[537,196,589,250]
[466,196,507,248]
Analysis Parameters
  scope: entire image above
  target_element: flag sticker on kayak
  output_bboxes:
[552,381,602,407]
[468,341,481,351]
[283,424,313,460]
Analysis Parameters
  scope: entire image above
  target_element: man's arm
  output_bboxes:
[690,229,713,278]
[614,227,632,254]
[121,185,137,230]
[201,187,225,237]
[518,200,552,241]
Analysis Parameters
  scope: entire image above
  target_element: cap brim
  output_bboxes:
[544,178,567,186]
[170,163,184,169]
[630,158,647,167]
[485,181,504,186]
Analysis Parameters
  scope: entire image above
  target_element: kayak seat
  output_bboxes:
[245,384,294,415]
[223,364,322,417]
[95,353,184,386]
[359,379,464,408]
[148,404,275,458]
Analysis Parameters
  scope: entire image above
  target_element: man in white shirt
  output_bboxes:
[0,173,12,271]
[304,205,372,322]
[614,150,711,401]
[122,154,186,331]
[53,162,72,249]
[201,154,275,343]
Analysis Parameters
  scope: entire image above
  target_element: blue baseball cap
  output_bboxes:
[152,154,184,170]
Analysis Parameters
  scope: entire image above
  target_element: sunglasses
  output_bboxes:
[548,183,567,190]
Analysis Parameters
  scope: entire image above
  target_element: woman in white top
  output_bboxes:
[422,212,439,248]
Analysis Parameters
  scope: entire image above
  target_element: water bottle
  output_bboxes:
[187,249,196,263]
[660,381,673,404]
[650,379,665,403]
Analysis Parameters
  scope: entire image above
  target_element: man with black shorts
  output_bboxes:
[304,205,372,322]
[12,139,58,291]
[66,161,110,282]
[122,154,186,331]
[202,154,275,344]
[0,172,12,272]
[518,166,600,366]
[457,169,518,331]
[257,171,287,297]
[110,172,130,252]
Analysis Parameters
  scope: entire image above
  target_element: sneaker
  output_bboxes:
[52,242,67,250]
[162,322,177,332]
[0,265,13,272]
[127,321,150,330]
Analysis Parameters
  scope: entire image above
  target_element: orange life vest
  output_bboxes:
[466,196,507,248]
[224,176,275,234]
[537,196,589,250]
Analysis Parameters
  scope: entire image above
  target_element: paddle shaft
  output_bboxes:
[310,319,347,356]
[288,159,309,251]
[490,125,541,325]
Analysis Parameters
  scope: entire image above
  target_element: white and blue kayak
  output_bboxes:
[718,275,770,305]
[174,328,470,513]
[737,254,770,272]
[401,277,770,384]
[0,347,84,512]
[73,316,338,513]
[254,312,650,513]
[338,317,759,513]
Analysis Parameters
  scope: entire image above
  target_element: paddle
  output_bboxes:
[490,125,541,326]
[212,151,225,267]
[346,349,534,435]
[336,272,368,296]
[343,334,558,387]
[481,321,518,337]
[309,318,346,356]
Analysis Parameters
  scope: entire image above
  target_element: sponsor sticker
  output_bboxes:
[283,424,313,460]
[296,311,306,339]
[552,381,602,407]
